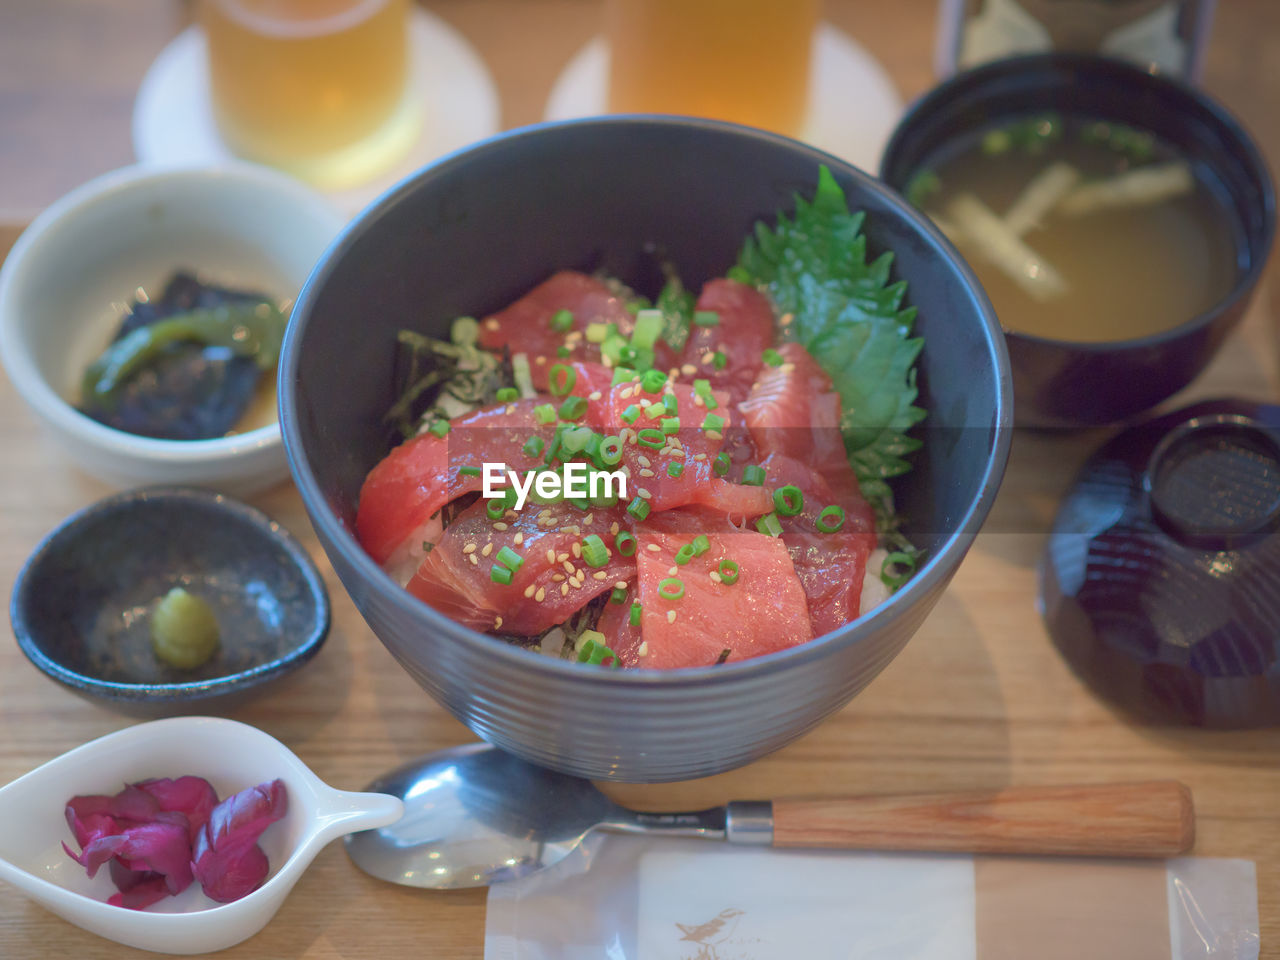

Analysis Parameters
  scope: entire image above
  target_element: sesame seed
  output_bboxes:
[615,580,627,589]
[621,386,634,399]
[557,552,570,563]
[639,468,655,478]
[637,488,652,499]
[668,565,678,576]
[562,560,575,574]
[481,542,493,557]
[514,532,524,544]
[637,454,651,468]
[701,352,715,365]
[610,522,620,535]
[570,577,583,589]
[694,453,707,461]
[707,431,723,441]
[484,318,500,330]
[668,368,679,380]
[781,313,794,326]
[583,513,594,525]
[493,522,509,531]
[681,364,697,375]
[638,642,649,657]
[564,525,582,535]
[588,390,602,401]
[670,448,685,458]
[693,394,705,407]
[535,587,546,602]
[667,610,677,624]
[546,549,556,564]
[780,363,795,374]
[572,542,582,558]
[639,398,651,407]
[553,574,566,582]
[710,571,723,583]
[646,543,662,552]
[524,584,536,598]
[593,571,609,581]
[468,554,479,566]
[561,583,570,596]
[463,543,477,554]
[536,356,546,365]
[494,616,503,629]
[505,404,516,415]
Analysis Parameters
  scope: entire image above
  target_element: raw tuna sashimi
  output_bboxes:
[680,279,776,402]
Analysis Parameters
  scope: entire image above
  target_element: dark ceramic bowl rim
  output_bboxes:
[9,486,331,703]
[880,53,1277,355]
[281,114,1013,688]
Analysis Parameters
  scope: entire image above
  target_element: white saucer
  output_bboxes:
[133,7,501,216]
[544,24,903,175]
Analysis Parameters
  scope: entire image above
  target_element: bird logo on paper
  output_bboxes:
[675,907,751,960]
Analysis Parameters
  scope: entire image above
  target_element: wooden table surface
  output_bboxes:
[2,2,1279,957]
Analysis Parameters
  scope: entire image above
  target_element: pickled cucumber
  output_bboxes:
[150,588,220,669]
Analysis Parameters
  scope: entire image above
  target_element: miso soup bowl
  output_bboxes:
[881,54,1275,429]
[281,117,1012,783]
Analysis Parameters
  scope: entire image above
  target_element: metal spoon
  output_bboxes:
[344,743,1195,889]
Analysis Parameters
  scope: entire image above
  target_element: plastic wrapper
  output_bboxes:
[486,836,1257,959]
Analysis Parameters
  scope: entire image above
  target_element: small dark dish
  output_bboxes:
[10,487,330,716]
[881,54,1275,428]
[281,117,1011,782]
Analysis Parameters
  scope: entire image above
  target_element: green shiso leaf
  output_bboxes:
[735,165,926,543]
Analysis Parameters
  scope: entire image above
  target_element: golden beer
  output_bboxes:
[606,0,820,136]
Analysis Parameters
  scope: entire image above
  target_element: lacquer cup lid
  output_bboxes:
[1040,398,1280,727]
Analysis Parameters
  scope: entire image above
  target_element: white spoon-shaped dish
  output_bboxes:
[0,716,403,954]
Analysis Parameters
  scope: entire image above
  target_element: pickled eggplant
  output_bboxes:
[78,271,285,441]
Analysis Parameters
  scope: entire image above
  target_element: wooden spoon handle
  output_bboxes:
[770,781,1194,858]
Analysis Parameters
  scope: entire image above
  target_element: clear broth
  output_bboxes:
[921,119,1240,343]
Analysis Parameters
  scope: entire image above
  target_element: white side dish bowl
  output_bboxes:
[0,717,402,954]
[0,163,344,495]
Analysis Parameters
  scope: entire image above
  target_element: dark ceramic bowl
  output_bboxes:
[281,117,1012,782]
[881,54,1275,429]
[9,487,330,716]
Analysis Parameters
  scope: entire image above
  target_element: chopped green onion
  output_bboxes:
[534,403,556,424]
[522,436,545,458]
[556,345,572,359]
[583,433,603,462]
[612,365,636,387]
[560,425,594,453]
[718,559,739,585]
[496,546,523,571]
[641,368,667,393]
[601,333,628,364]
[490,564,513,585]
[586,322,612,343]
[691,534,710,556]
[816,505,845,533]
[693,378,718,409]
[496,387,519,403]
[637,428,664,449]
[486,499,507,520]
[621,404,640,425]
[880,550,918,590]
[549,308,573,332]
[615,531,637,556]
[581,534,609,568]
[756,512,783,537]
[741,464,766,486]
[627,497,651,521]
[610,585,628,604]
[559,396,588,421]
[428,420,450,438]
[702,413,725,434]
[713,452,731,476]
[762,348,784,367]
[661,416,681,435]
[459,465,482,477]
[599,435,624,466]
[549,364,576,396]
[658,577,685,600]
[675,544,695,565]
[773,484,803,515]
[663,393,678,415]
[667,462,684,478]
[631,309,664,349]
[629,601,642,626]
[694,310,720,327]
[712,350,727,370]
[576,636,618,666]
